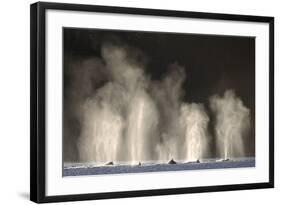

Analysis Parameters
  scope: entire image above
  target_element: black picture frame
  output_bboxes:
[30,2,274,203]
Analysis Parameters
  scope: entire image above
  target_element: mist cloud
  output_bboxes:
[64,42,252,164]
[210,90,250,159]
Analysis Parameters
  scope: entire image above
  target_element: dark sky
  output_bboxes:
[64,28,255,105]
[63,28,255,162]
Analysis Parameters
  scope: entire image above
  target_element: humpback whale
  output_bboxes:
[105,161,114,165]
[168,158,177,164]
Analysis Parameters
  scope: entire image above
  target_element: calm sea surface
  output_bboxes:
[64,157,255,176]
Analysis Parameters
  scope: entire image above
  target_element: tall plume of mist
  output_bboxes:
[151,65,186,161]
[78,43,159,164]
[63,56,108,162]
[210,90,250,159]
[65,42,251,164]
[151,66,210,162]
[180,103,210,161]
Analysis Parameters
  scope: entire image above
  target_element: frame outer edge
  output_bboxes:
[38,1,47,203]
[30,2,39,203]
[269,17,274,188]
[31,2,47,203]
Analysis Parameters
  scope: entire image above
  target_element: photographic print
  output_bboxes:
[63,28,255,176]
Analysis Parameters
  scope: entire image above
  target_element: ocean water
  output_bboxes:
[63,157,255,176]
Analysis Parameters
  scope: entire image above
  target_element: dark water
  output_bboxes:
[64,158,255,176]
